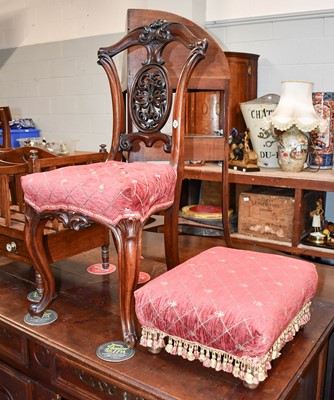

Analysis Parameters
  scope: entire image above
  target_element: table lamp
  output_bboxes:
[266,80,327,172]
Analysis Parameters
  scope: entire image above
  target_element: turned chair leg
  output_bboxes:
[101,244,110,269]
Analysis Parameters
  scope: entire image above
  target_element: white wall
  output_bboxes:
[206,0,334,21]
[0,0,205,50]
[207,11,334,95]
[1,0,331,49]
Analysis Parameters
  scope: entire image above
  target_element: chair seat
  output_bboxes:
[21,160,177,225]
[135,246,318,387]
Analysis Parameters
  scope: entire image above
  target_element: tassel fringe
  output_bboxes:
[139,302,312,385]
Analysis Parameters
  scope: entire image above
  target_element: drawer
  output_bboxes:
[0,321,28,367]
[53,354,146,400]
[0,234,30,261]
[0,360,60,400]
[0,360,32,399]
[28,341,53,382]
[32,381,62,400]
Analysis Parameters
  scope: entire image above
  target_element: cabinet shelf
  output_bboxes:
[184,162,334,260]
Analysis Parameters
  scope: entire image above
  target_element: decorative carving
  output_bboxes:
[75,368,117,396]
[74,368,147,399]
[119,132,172,153]
[131,64,171,132]
[55,211,92,231]
[33,343,52,369]
[138,19,171,65]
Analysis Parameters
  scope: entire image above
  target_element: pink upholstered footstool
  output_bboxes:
[134,246,318,388]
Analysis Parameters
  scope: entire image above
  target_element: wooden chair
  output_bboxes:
[0,145,110,291]
[21,16,223,347]
[0,106,12,148]
[0,105,110,304]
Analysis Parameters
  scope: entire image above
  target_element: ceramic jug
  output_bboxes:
[240,94,280,168]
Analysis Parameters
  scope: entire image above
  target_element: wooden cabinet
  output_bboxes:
[225,51,259,134]
[185,52,259,137]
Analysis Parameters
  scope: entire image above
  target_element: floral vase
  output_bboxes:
[277,125,309,172]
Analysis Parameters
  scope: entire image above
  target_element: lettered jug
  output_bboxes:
[240,94,280,168]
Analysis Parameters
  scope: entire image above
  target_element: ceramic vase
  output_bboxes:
[240,94,280,168]
[309,92,334,169]
[277,125,309,172]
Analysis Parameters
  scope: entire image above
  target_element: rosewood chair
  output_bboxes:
[21,19,211,347]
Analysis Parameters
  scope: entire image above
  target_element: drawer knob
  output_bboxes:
[6,241,17,252]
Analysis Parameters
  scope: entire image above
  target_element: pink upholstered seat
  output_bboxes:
[21,161,177,226]
[135,246,318,387]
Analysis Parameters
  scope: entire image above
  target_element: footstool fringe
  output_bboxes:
[139,302,312,385]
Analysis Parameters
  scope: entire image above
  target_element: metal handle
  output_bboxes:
[6,241,17,252]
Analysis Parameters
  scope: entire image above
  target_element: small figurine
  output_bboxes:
[307,197,326,244]
[309,197,325,231]
[228,128,259,172]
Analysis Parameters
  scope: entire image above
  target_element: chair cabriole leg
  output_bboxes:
[24,204,56,316]
[112,218,142,348]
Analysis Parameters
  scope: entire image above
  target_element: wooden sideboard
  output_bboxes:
[184,163,334,259]
[0,232,333,400]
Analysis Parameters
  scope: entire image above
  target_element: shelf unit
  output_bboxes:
[184,163,334,259]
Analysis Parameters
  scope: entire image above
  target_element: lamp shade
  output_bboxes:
[268,81,327,132]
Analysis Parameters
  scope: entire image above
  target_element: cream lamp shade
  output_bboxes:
[268,80,327,132]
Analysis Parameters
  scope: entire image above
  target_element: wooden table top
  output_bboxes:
[0,232,333,399]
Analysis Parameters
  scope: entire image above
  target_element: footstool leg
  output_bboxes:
[148,347,162,355]
[243,381,259,390]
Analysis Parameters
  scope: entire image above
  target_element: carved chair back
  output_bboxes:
[97,19,208,174]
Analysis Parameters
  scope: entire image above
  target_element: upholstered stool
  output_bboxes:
[134,246,318,388]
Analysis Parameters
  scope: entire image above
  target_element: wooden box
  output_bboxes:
[238,188,319,242]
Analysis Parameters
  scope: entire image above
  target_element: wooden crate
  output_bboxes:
[238,187,320,242]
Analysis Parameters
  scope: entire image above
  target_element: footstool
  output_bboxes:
[134,246,318,388]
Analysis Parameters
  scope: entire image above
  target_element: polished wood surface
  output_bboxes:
[0,231,333,399]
